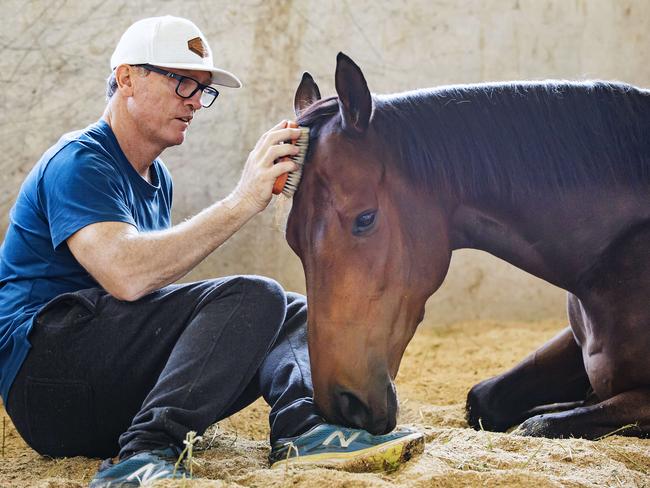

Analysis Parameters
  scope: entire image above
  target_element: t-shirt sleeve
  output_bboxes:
[38,142,137,249]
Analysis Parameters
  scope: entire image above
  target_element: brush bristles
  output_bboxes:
[282,127,310,198]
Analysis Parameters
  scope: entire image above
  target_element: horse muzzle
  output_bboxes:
[331,379,398,435]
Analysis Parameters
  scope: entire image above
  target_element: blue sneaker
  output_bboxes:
[269,424,425,471]
[89,448,188,487]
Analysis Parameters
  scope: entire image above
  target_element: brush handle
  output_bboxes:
[272,121,299,195]
[272,173,289,194]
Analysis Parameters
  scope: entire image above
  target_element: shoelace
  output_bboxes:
[284,441,299,461]
[174,430,203,477]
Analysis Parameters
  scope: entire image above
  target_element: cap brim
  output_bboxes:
[153,62,242,88]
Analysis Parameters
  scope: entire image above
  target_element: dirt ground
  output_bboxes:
[0,319,648,487]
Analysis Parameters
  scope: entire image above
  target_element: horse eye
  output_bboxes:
[353,210,377,235]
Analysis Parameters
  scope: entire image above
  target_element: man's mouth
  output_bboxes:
[175,116,193,124]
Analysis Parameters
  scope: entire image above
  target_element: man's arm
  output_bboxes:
[67,122,301,301]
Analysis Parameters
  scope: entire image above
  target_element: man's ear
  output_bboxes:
[114,64,136,97]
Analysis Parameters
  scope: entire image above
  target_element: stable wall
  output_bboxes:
[1,0,648,325]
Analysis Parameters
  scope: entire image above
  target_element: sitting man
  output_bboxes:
[0,15,423,486]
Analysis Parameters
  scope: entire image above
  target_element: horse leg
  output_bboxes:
[466,326,591,431]
[516,387,650,439]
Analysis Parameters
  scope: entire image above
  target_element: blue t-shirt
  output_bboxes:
[0,119,173,401]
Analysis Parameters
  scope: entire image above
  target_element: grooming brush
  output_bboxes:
[272,121,310,198]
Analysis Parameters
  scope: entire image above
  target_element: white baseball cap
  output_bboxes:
[110,16,242,88]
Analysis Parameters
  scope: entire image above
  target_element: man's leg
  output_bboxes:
[117,276,296,458]
[264,292,324,441]
[218,292,323,442]
[6,276,290,459]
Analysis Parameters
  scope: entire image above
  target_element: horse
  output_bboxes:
[285,52,650,439]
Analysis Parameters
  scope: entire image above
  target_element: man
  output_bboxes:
[0,16,423,486]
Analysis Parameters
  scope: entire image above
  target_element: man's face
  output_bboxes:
[126,66,212,149]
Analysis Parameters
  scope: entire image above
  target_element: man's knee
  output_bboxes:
[229,275,287,334]
[233,275,286,308]
[201,275,285,302]
[241,275,285,297]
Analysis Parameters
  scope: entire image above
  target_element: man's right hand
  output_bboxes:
[231,120,302,213]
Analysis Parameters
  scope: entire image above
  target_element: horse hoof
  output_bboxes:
[514,415,554,437]
[515,414,576,439]
[466,379,514,432]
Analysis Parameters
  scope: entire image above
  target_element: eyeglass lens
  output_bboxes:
[175,77,218,107]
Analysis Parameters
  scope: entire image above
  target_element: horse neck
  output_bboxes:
[448,187,650,293]
[377,83,650,293]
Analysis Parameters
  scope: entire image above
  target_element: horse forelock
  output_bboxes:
[296,97,340,136]
[297,81,650,203]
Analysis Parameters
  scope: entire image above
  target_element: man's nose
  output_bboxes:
[185,91,202,110]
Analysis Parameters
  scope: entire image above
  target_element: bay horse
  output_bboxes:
[286,53,650,439]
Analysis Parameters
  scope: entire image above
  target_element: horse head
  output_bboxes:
[286,53,453,434]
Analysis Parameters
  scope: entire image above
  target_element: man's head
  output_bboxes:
[106,16,241,150]
[109,16,241,92]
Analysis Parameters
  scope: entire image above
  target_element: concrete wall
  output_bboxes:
[1,0,648,325]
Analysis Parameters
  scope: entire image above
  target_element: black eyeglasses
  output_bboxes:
[135,64,219,108]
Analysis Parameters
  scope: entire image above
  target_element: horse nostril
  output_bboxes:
[337,390,371,430]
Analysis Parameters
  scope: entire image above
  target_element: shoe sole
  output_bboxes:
[270,432,425,472]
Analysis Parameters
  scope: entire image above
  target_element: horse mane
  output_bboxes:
[297,81,650,202]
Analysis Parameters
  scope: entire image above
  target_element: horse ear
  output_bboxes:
[294,72,321,117]
[335,52,372,134]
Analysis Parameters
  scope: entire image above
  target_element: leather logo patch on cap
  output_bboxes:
[187,37,208,58]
